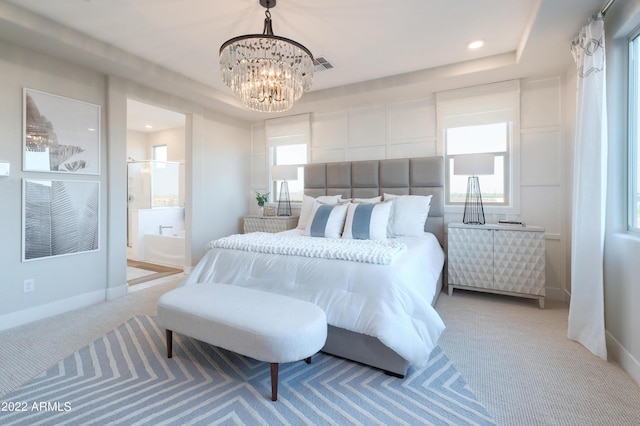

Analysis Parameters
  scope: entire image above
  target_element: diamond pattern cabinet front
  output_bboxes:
[243,215,299,233]
[493,230,545,295]
[447,227,494,289]
[447,223,546,308]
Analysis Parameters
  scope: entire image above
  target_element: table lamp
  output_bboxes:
[272,165,298,216]
[454,153,495,224]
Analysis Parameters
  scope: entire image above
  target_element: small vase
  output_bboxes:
[259,206,264,216]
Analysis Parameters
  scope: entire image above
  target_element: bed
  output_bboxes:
[182,156,446,377]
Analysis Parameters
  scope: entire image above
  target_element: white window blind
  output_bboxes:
[437,80,520,129]
[266,113,311,147]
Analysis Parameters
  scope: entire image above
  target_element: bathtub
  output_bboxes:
[144,233,185,268]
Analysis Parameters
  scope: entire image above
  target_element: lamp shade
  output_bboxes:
[272,165,298,181]
[454,153,495,176]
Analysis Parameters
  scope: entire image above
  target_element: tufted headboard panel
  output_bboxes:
[304,156,445,246]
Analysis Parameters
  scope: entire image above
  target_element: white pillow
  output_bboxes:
[342,201,392,240]
[304,201,349,238]
[297,194,342,230]
[383,193,432,237]
[352,196,382,204]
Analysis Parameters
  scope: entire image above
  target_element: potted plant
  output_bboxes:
[255,191,269,215]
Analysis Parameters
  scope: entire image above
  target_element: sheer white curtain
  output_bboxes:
[568,14,608,360]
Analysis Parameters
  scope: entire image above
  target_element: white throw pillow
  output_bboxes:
[352,196,382,204]
[342,201,392,240]
[297,195,342,230]
[383,193,432,237]
[304,201,349,238]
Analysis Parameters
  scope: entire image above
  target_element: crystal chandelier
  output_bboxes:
[219,0,314,113]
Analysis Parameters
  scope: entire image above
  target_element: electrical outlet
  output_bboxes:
[23,279,35,293]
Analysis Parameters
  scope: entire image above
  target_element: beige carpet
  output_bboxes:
[0,279,638,425]
[436,290,640,425]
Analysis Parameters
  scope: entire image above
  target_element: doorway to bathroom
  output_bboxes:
[126,99,186,285]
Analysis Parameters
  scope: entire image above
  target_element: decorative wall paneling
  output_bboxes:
[250,77,567,299]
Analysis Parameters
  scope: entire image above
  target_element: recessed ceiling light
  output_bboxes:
[468,39,484,49]
[145,124,153,129]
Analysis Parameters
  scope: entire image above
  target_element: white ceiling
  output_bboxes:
[127,99,185,133]
[0,0,605,126]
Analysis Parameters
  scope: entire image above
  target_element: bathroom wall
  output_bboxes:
[126,127,185,162]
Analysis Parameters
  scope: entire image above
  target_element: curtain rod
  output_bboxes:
[601,0,615,16]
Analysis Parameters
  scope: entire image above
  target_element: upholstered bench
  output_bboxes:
[156,283,327,401]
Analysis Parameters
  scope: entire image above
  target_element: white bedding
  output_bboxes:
[181,230,445,367]
[208,232,407,264]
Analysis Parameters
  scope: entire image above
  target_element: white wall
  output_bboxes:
[251,79,569,299]
[126,127,185,163]
[126,130,147,161]
[249,123,268,215]
[519,77,566,301]
[0,42,252,330]
[308,98,437,163]
[148,127,186,163]
[189,111,251,263]
[0,41,109,327]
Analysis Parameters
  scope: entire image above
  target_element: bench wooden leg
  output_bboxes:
[270,363,278,401]
[166,329,173,358]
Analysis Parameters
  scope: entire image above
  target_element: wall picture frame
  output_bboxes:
[22,179,100,262]
[23,88,101,175]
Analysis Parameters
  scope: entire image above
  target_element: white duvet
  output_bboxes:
[208,232,407,264]
[181,230,446,367]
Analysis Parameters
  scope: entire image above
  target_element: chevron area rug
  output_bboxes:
[1,316,495,426]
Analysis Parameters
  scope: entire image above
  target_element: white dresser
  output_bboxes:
[447,223,546,308]
[243,215,299,233]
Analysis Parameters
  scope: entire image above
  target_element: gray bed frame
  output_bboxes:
[303,156,445,377]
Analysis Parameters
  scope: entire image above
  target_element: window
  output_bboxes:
[629,31,640,232]
[446,123,509,205]
[152,145,167,162]
[271,144,306,202]
[265,114,310,203]
[437,80,520,213]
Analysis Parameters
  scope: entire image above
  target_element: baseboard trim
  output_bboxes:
[606,330,640,387]
[0,289,106,332]
[544,287,566,302]
[107,284,129,300]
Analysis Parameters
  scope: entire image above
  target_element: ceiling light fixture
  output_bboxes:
[219,0,314,113]
[468,39,484,49]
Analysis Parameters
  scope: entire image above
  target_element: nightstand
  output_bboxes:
[243,215,299,233]
[447,222,546,308]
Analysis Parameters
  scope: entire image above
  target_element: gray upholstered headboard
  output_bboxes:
[304,156,445,246]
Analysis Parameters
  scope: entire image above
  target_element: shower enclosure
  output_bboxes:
[127,160,185,267]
